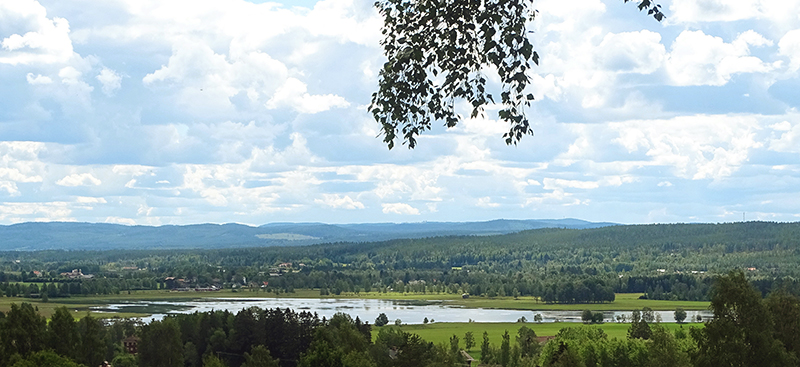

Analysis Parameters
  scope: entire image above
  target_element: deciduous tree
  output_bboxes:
[674,308,687,323]
[691,270,792,367]
[464,331,475,351]
[371,0,664,148]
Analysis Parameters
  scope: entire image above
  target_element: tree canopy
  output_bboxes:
[371,0,664,149]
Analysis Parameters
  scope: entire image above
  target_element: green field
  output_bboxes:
[0,288,709,319]
[380,321,703,361]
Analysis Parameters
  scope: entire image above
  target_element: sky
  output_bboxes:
[1,0,799,226]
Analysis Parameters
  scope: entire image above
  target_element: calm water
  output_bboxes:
[94,297,713,324]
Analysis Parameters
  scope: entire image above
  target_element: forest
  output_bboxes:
[1,270,799,367]
[2,222,799,303]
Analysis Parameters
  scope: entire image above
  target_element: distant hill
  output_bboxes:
[0,219,615,251]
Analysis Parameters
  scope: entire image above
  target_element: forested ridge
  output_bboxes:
[1,222,799,303]
[0,219,613,251]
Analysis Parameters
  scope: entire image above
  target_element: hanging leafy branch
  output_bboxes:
[370,0,664,149]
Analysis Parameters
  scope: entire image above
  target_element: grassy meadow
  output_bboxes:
[380,321,703,361]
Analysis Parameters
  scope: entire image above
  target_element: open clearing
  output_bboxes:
[381,321,703,361]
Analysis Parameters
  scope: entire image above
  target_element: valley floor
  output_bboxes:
[0,288,709,319]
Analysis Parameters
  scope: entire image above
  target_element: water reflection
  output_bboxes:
[93,297,713,325]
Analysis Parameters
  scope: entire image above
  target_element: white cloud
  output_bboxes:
[0,142,46,197]
[0,202,73,223]
[669,0,800,28]
[524,2,669,110]
[609,114,764,179]
[143,39,294,115]
[1,0,799,225]
[524,189,585,207]
[476,197,500,208]
[770,121,800,153]
[0,142,46,181]
[381,202,420,215]
[305,0,382,46]
[0,0,74,65]
[76,196,107,204]
[779,30,800,73]
[112,165,154,177]
[56,173,102,186]
[770,121,792,131]
[595,30,666,74]
[104,216,136,225]
[0,181,20,196]
[96,68,122,95]
[666,30,775,86]
[26,72,52,84]
[266,77,349,114]
[57,65,93,105]
[315,194,365,209]
[543,178,601,190]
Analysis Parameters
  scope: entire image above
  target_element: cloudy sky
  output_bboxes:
[1,0,799,226]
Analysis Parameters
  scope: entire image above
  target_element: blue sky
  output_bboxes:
[1,0,799,225]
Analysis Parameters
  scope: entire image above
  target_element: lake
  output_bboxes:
[94,297,713,324]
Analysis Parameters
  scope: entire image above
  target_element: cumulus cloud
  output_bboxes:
[543,178,601,190]
[104,216,136,225]
[476,197,500,208]
[26,72,52,84]
[266,78,349,114]
[0,142,46,196]
[523,1,671,111]
[96,68,122,95]
[669,0,800,28]
[143,40,292,115]
[315,194,365,209]
[770,120,800,153]
[56,65,93,106]
[666,30,775,86]
[779,30,800,73]
[56,173,102,186]
[595,30,666,74]
[609,115,764,179]
[1,0,799,225]
[0,0,74,65]
[0,202,74,223]
[76,196,107,204]
[381,202,420,215]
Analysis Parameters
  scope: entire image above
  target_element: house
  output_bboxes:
[61,269,93,279]
[123,335,140,354]
[535,336,557,344]
[165,277,188,289]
